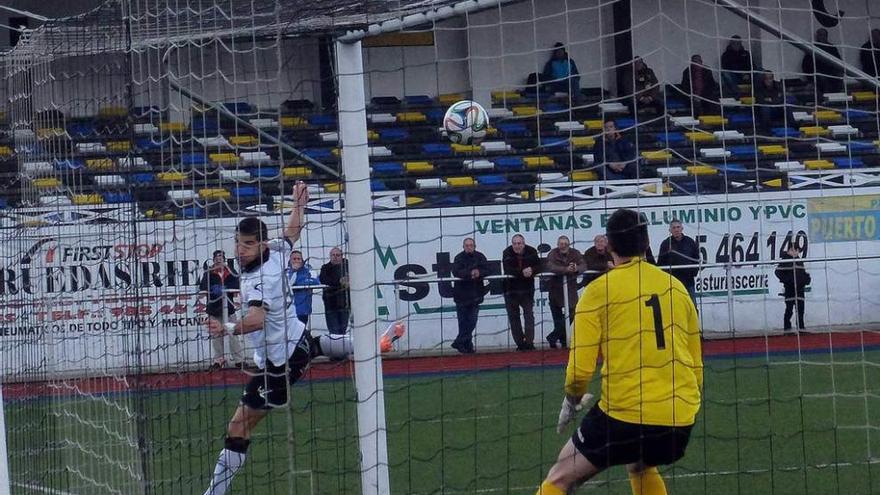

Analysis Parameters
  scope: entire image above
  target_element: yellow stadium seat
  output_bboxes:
[687,165,718,176]
[324,182,344,193]
[198,188,231,200]
[282,167,312,178]
[210,153,239,165]
[491,90,521,102]
[805,159,835,170]
[814,110,841,123]
[485,126,498,137]
[367,130,379,141]
[331,148,341,157]
[852,91,876,102]
[406,196,425,206]
[439,93,466,106]
[763,178,783,188]
[512,105,538,116]
[569,136,596,149]
[396,112,427,123]
[641,182,673,194]
[739,96,754,105]
[229,135,258,147]
[98,106,127,118]
[86,158,114,170]
[685,131,714,143]
[524,156,555,168]
[33,178,61,188]
[405,161,434,173]
[641,150,672,162]
[106,141,130,152]
[72,194,103,205]
[36,128,65,139]
[280,116,306,128]
[159,122,186,132]
[451,143,481,154]
[699,115,728,126]
[446,176,476,187]
[584,120,604,131]
[800,126,830,137]
[0,146,11,157]
[157,172,188,182]
[758,145,787,156]
[570,170,598,181]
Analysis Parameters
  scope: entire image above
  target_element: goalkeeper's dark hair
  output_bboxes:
[236,216,269,242]
[606,208,649,257]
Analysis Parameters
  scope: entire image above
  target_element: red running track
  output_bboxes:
[4,330,880,400]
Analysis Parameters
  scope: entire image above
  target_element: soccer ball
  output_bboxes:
[443,100,489,145]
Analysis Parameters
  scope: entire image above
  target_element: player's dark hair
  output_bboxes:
[212,249,225,258]
[291,249,303,257]
[236,216,269,241]
[606,209,648,257]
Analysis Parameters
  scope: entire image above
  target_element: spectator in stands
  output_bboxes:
[721,35,755,97]
[319,247,350,334]
[754,70,789,130]
[451,238,489,354]
[502,234,541,351]
[542,42,581,99]
[802,28,843,95]
[657,220,701,304]
[860,29,880,79]
[199,250,244,369]
[287,250,320,325]
[775,246,810,331]
[622,56,662,114]
[680,54,719,115]
[580,234,614,290]
[595,120,639,180]
[545,235,586,349]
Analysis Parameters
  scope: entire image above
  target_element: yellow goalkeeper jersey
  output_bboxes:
[565,257,703,427]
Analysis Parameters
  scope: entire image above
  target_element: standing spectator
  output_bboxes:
[657,220,701,303]
[680,54,719,115]
[720,35,755,97]
[319,247,350,335]
[287,250,320,325]
[542,42,581,98]
[594,120,638,180]
[545,236,586,349]
[860,29,880,79]
[502,234,541,351]
[199,250,244,369]
[451,238,489,354]
[582,234,614,287]
[802,28,843,94]
[775,247,810,331]
[622,56,662,114]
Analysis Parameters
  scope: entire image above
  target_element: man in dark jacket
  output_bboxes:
[319,247,350,334]
[502,234,541,351]
[451,238,489,354]
[720,35,754,97]
[681,54,719,115]
[776,247,810,331]
[860,29,880,79]
[657,220,701,304]
[594,120,638,180]
[544,235,586,349]
[802,28,843,94]
[581,234,614,287]
[199,250,243,369]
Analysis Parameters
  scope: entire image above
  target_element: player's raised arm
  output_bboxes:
[284,181,309,244]
[207,306,265,336]
[564,283,603,399]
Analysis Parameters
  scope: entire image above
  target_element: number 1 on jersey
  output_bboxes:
[645,294,666,350]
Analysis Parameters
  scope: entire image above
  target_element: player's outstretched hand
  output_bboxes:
[556,393,594,434]
[293,180,309,205]
[207,318,225,336]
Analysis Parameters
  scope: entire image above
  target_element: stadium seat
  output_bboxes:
[396,112,427,123]
[491,90,521,102]
[599,102,628,114]
[134,123,158,134]
[39,195,71,206]
[36,128,66,140]
[405,95,434,106]
[827,125,858,137]
[369,146,393,157]
[210,153,238,165]
[814,110,842,123]
[851,91,876,102]
[232,186,260,198]
[729,145,757,158]
[584,120,604,131]
[555,121,585,132]
[727,114,753,126]
[569,136,595,149]
[196,136,230,148]
[425,108,446,123]
[33,177,62,189]
[656,132,687,146]
[117,157,148,169]
[833,157,865,168]
[198,188,231,200]
[847,141,876,152]
[452,143,482,154]
[800,126,829,137]
[180,206,205,219]
[136,138,163,151]
[657,167,687,177]
[758,145,787,157]
[370,179,387,191]
[570,170,598,181]
[220,170,251,181]
[686,131,714,143]
[524,156,555,168]
[159,122,186,132]
[816,142,846,153]
[405,161,434,173]
[739,96,754,105]
[250,118,279,129]
[320,131,339,142]
[103,192,132,203]
[480,141,512,153]
[416,178,445,189]
[98,106,127,118]
[229,135,258,147]
[369,113,396,124]
[700,148,731,159]
[671,116,700,127]
[303,148,334,160]
[772,127,799,138]
[248,167,279,178]
[641,150,672,162]
[282,167,312,178]
[804,159,834,170]
[373,162,404,175]
[86,158,114,171]
[698,115,728,126]
[240,151,272,164]
[168,190,196,202]
[615,118,636,130]
[687,165,718,176]
[182,153,208,167]
[714,130,745,141]
[108,142,132,154]
[379,128,409,141]
[0,146,12,157]
[95,175,126,187]
[280,116,306,128]
[23,161,53,176]
[78,142,106,153]
[158,172,188,182]
[476,175,507,186]
[71,194,103,205]
[308,115,337,126]
[422,143,452,156]
[496,122,528,136]
[512,105,538,117]
[439,93,466,106]
[67,123,95,137]
[774,161,805,171]
[495,157,525,170]
[129,173,155,185]
[581,154,595,165]
[714,163,748,173]
[465,159,494,170]
[446,176,475,187]
[823,93,851,104]
[222,102,254,114]
[487,107,514,119]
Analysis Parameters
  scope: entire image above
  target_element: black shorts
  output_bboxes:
[241,333,312,410]
[572,404,693,470]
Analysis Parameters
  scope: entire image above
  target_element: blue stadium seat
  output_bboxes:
[665,99,687,112]
[615,118,636,130]
[405,95,433,106]
[190,117,220,134]
[308,115,337,126]
[437,194,462,205]
[848,141,876,152]
[67,123,96,138]
[182,153,208,166]
[379,128,409,141]
[373,162,404,174]
[845,109,873,122]
[0,198,7,209]
[476,175,508,186]
[772,127,799,138]
[544,138,569,149]
[425,108,445,123]
[303,148,334,160]
[495,157,525,170]
[729,145,757,158]
[130,173,155,184]
[728,113,753,125]
[714,163,748,173]
[541,102,567,113]
[249,167,279,178]
[103,192,133,203]
[55,159,84,170]
[371,179,387,191]
[232,186,260,198]
[181,206,205,219]
[496,122,528,136]
[136,138,163,151]
[422,143,452,156]
[657,132,686,146]
[833,157,865,168]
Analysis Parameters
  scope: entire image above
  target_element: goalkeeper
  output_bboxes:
[536,208,703,495]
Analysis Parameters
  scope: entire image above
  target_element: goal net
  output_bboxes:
[1,0,879,493]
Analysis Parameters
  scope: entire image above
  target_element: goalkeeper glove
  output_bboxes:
[223,322,237,335]
[556,393,593,434]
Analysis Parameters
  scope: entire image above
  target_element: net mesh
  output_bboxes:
[1,0,880,494]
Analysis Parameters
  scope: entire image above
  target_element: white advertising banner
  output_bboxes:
[1,187,879,377]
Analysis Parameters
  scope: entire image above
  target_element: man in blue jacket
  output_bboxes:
[452,238,489,354]
[543,42,581,98]
[287,250,320,325]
